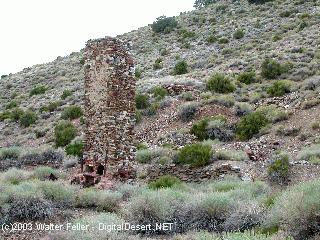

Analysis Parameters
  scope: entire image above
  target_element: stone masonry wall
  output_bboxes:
[83,37,136,176]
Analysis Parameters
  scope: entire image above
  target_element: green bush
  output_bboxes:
[218,38,229,44]
[20,110,37,127]
[149,175,181,189]
[0,110,12,121]
[30,85,47,96]
[268,153,290,184]
[41,101,60,113]
[153,58,163,70]
[135,94,150,109]
[152,86,168,99]
[233,29,245,39]
[176,143,212,167]
[0,147,21,161]
[32,166,61,181]
[151,16,178,33]
[237,71,257,84]
[261,59,284,79]
[263,179,320,239]
[54,121,77,147]
[61,90,72,100]
[66,141,84,158]
[61,105,83,120]
[10,108,24,121]
[236,111,269,140]
[267,80,291,97]
[190,117,211,140]
[173,60,188,75]
[207,74,235,93]
[5,101,18,110]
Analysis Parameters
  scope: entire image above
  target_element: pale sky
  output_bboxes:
[0,0,195,75]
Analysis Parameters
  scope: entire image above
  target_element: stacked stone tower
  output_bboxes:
[82,37,136,183]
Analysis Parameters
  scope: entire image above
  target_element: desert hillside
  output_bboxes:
[1,0,320,239]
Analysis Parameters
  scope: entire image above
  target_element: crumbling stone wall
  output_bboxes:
[83,37,136,179]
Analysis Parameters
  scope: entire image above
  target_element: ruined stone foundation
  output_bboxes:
[77,37,136,186]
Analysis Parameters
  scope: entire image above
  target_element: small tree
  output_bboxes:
[206,74,235,93]
[173,60,188,75]
[54,121,77,147]
[135,94,150,109]
[236,111,269,140]
[20,111,37,127]
[261,59,283,79]
[151,16,178,33]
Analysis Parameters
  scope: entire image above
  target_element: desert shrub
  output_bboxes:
[54,121,77,147]
[234,102,253,116]
[75,188,99,208]
[96,191,122,212]
[191,118,211,140]
[178,231,274,240]
[181,92,194,101]
[149,175,181,190]
[206,74,235,93]
[0,110,12,121]
[152,86,168,99]
[136,148,163,164]
[215,149,249,161]
[186,192,234,232]
[206,119,234,142]
[39,181,76,207]
[32,166,61,181]
[256,105,288,123]
[0,147,21,161]
[261,59,285,79]
[236,111,269,140]
[218,38,229,44]
[178,102,199,122]
[267,80,291,97]
[61,89,72,100]
[141,102,159,116]
[63,156,78,169]
[303,77,320,90]
[297,145,320,163]
[6,195,53,222]
[237,71,257,84]
[65,141,84,158]
[233,29,245,39]
[0,168,30,185]
[19,147,64,166]
[151,16,178,33]
[136,149,153,163]
[135,94,150,109]
[153,58,163,70]
[208,94,235,107]
[10,107,24,121]
[176,143,212,167]
[5,101,18,110]
[268,153,290,184]
[276,126,300,136]
[194,0,216,9]
[302,99,320,109]
[248,0,273,4]
[263,179,320,239]
[207,35,218,44]
[173,60,188,75]
[223,201,264,232]
[30,85,47,96]
[125,189,186,234]
[20,110,37,127]
[61,105,83,120]
[40,101,61,113]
